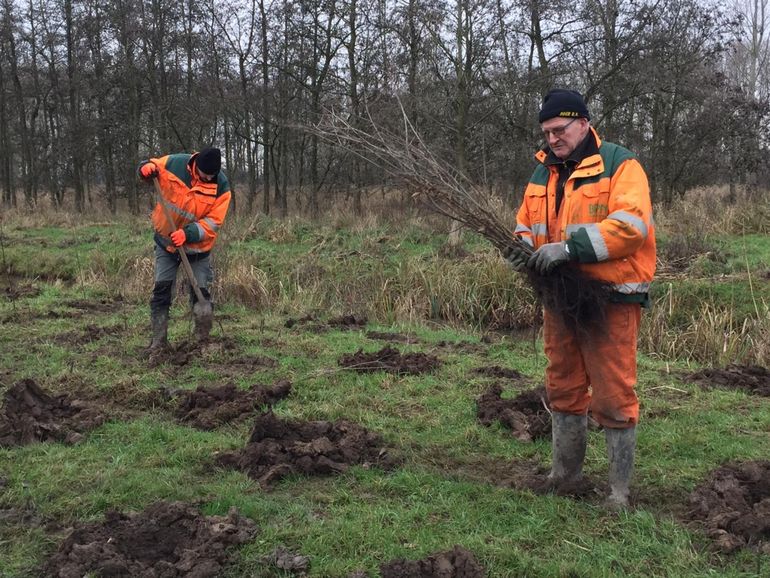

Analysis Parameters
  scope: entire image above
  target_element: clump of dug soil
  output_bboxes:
[339,346,441,375]
[285,313,367,332]
[217,411,396,488]
[174,380,292,430]
[379,545,486,578]
[472,365,525,380]
[684,365,770,397]
[42,501,257,578]
[366,331,420,344]
[147,336,272,369]
[476,384,551,442]
[0,379,107,446]
[686,460,770,553]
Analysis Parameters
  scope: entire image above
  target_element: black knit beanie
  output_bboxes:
[538,89,590,123]
[196,147,221,175]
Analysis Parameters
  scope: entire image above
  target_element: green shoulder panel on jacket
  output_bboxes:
[599,142,636,177]
[215,172,230,197]
[529,164,550,187]
[164,154,194,188]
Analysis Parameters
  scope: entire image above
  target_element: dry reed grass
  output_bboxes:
[3,179,768,365]
[640,283,769,366]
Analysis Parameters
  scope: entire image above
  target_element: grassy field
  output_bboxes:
[0,190,768,577]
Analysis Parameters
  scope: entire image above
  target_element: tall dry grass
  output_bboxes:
[4,184,768,365]
[640,283,769,366]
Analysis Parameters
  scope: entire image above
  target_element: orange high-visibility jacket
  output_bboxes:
[515,128,656,298]
[144,152,231,255]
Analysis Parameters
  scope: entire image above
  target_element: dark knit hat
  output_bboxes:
[538,89,590,123]
[196,147,221,175]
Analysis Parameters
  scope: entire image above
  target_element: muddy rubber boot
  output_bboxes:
[193,301,213,342]
[549,412,588,486]
[605,426,636,508]
[148,309,169,351]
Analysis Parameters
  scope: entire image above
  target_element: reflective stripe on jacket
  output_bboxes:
[515,128,656,296]
[146,153,231,255]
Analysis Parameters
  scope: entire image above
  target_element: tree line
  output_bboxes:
[1,0,768,216]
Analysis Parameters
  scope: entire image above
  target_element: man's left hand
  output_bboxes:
[170,229,187,247]
[528,241,571,274]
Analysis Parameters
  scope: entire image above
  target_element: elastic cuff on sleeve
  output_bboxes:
[183,223,202,244]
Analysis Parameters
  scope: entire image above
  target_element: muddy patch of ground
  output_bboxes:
[64,297,124,313]
[285,313,367,333]
[2,281,41,300]
[417,442,599,500]
[685,460,770,553]
[0,379,108,446]
[328,314,368,329]
[217,412,396,488]
[494,458,599,500]
[684,365,770,396]
[174,380,292,430]
[472,365,526,380]
[148,337,278,376]
[339,346,441,376]
[263,546,310,574]
[476,384,551,442]
[431,340,486,355]
[378,545,485,577]
[42,501,257,578]
[55,323,125,346]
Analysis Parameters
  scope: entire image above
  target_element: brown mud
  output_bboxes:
[366,331,420,344]
[174,380,292,430]
[285,313,367,333]
[472,365,525,380]
[2,280,41,300]
[379,545,486,578]
[217,411,396,488]
[476,384,551,442]
[0,379,108,446]
[421,445,600,501]
[42,501,257,578]
[686,460,770,553]
[55,323,124,346]
[432,340,486,355]
[685,365,770,397]
[339,346,441,375]
[148,336,277,374]
[63,297,124,313]
[263,546,310,574]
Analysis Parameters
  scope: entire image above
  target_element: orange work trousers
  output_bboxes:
[543,302,641,428]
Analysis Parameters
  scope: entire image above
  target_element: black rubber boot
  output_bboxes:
[549,412,588,485]
[605,426,636,508]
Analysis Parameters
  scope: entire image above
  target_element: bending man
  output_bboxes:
[138,147,231,349]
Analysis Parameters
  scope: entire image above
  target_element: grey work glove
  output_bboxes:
[527,241,571,275]
[502,245,530,272]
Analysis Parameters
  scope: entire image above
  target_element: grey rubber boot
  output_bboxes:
[149,309,169,351]
[549,412,588,485]
[605,426,636,508]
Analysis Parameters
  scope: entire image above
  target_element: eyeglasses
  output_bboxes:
[542,118,578,139]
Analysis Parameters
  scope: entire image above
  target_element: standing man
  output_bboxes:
[506,89,656,507]
[138,147,231,350]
